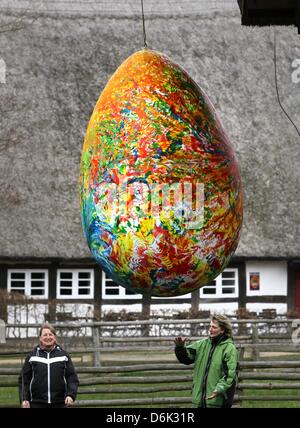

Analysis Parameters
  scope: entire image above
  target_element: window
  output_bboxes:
[102,271,142,299]
[57,269,94,299]
[8,270,48,298]
[200,268,238,298]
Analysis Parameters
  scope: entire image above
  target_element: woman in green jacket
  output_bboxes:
[174,314,239,408]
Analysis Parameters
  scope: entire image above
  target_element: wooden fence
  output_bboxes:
[1,319,300,407]
[75,360,300,408]
[1,360,300,407]
[3,317,298,340]
[2,318,300,365]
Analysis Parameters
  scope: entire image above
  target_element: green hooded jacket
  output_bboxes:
[175,335,239,408]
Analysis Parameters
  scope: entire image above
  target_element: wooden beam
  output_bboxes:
[238,0,298,28]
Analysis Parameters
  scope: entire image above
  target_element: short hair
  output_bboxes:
[211,314,232,337]
[39,323,57,337]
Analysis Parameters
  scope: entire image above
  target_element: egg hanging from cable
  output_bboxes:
[79,49,243,297]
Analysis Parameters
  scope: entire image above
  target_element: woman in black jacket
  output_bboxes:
[19,323,79,408]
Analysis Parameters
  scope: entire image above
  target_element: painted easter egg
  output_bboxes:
[79,49,243,297]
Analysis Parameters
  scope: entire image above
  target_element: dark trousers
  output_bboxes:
[30,402,66,408]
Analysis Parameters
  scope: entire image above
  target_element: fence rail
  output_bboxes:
[3,317,297,339]
[1,318,300,407]
[1,360,300,407]
[2,318,300,358]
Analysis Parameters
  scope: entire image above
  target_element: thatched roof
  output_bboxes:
[0,1,299,259]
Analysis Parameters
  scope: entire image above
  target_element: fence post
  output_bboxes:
[251,324,259,360]
[0,320,5,343]
[141,294,151,337]
[92,324,101,367]
[238,344,245,361]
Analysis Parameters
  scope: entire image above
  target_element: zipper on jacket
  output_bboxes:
[47,352,51,403]
[200,335,225,408]
[29,372,34,402]
[29,347,40,402]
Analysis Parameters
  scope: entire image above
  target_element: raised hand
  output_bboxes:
[174,336,188,346]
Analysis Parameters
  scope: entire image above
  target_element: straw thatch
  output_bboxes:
[0,2,299,259]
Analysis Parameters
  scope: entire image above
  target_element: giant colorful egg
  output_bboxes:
[79,49,243,297]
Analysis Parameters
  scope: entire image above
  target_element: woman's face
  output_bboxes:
[208,320,224,338]
[39,328,56,350]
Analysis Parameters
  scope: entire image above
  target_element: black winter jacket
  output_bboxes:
[18,345,79,404]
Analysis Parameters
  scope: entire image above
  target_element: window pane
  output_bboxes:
[11,273,25,280]
[60,289,72,295]
[222,280,235,286]
[31,281,45,287]
[31,289,44,296]
[78,288,90,295]
[60,272,73,279]
[60,281,72,287]
[222,287,235,294]
[11,289,25,295]
[78,280,90,287]
[11,281,25,288]
[125,289,136,295]
[79,272,91,279]
[106,289,119,295]
[106,282,119,288]
[31,272,45,279]
[202,288,216,295]
[222,271,235,278]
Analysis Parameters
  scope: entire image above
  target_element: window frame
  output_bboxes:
[200,268,239,298]
[7,269,49,299]
[56,269,94,299]
[102,271,142,299]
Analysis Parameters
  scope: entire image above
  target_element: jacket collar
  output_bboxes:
[210,333,229,345]
[36,344,59,353]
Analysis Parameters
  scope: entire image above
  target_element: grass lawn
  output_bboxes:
[0,386,19,407]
